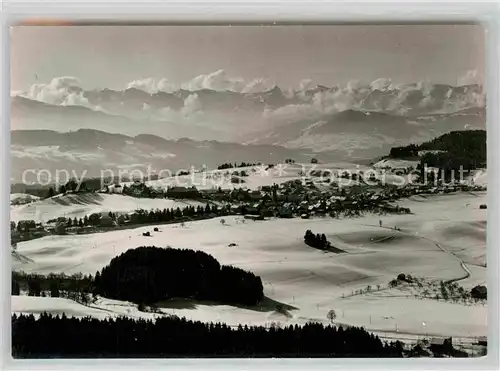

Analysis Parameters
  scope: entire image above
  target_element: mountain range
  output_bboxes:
[11,80,486,180]
[249,106,486,156]
[11,129,335,183]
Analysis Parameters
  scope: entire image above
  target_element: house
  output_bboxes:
[230,204,242,213]
[477,336,487,346]
[200,189,218,196]
[247,203,261,215]
[249,190,263,200]
[54,223,66,235]
[276,193,287,202]
[100,214,115,227]
[429,337,452,354]
[287,193,301,202]
[116,214,128,225]
[299,201,309,211]
[418,150,446,157]
[244,214,264,221]
[260,194,273,204]
[110,184,123,194]
[166,186,200,199]
[278,203,293,218]
[231,188,249,201]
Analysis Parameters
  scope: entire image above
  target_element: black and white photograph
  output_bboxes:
[9,23,488,358]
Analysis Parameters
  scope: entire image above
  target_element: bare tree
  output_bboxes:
[327,309,337,324]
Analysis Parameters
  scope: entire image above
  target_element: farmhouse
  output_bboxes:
[108,184,123,194]
[418,150,446,156]
[116,214,128,225]
[166,186,200,199]
[429,337,452,354]
[199,189,219,196]
[54,223,66,235]
[249,190,263,201]
[278,203,294,218]
[100,214,115,227]
[244,214,264,221]
[477,336,487,346]
[246,203,261,215]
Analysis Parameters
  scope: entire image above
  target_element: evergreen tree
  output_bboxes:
[321,234,327,246]
[47,187,55,198]
[11,279,20,296]
[49,281,60,298]
[27,280,41,297]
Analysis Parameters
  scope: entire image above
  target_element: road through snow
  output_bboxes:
[361,223,472,284]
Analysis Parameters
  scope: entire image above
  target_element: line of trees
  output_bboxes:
[12,313,404,358]
[125,204,227,225]
[96,246,264,306]
[217,162,261,170]
[389,130,486,182]
[39,203,227,230]
[12,272,96,303]
[389,144,420,158]
[389,130,486,161]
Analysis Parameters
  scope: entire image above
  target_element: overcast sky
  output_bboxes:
[11,24,485,91]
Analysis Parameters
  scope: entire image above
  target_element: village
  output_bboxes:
[10,162,487,247]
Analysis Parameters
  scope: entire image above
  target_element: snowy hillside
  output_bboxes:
[373,158,420,170]
[134,162,370,191]
[10,193,40,206]
[12,191,487,339]
[470,169,488,186]
[10,128,338,183]
[10,193,207,223]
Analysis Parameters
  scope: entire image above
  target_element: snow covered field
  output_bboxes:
[10,193,207,223]
[126,162,376,191]
[12,191,487,339]
[10,193,40,206]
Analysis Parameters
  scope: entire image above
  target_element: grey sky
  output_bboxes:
[11,24,484,91]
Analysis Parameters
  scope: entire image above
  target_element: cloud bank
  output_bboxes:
[458,69,482,86]
[22,76,91,107]
[13,72,485,132]
[127,69,276,94]
[127,78,176,94]
[263,77,484,124]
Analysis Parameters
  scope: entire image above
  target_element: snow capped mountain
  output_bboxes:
[12,75,486,155]
[249,107,486,157]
